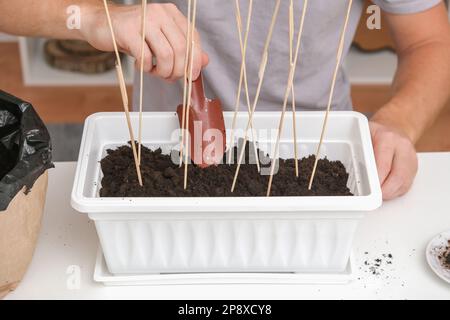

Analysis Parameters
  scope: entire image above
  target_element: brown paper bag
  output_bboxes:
[0,172,48,299]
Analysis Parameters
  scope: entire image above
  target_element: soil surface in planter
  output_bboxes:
[100,143,353,197]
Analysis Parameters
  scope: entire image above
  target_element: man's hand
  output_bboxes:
[82,3,209,81]
[369,121,418,201]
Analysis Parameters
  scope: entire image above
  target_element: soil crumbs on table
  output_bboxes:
[100,143,353,197]
[361,253,394,276]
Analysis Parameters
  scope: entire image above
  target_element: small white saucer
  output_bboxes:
[94,247,354,286]
[426,230,450,284]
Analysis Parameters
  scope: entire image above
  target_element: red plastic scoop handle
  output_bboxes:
[191,75,206,112]
[177,73,226,168]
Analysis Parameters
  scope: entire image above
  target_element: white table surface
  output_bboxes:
[6,154,450,300]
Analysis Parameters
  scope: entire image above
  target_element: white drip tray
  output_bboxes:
[94,247,355,286]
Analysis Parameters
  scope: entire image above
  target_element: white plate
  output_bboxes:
[426,230,450,284]
[94,247,355,286]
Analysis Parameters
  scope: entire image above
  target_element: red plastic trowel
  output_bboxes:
[177,73,226,168]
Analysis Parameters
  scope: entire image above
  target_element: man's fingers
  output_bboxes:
[117,29,154,73]
[380,152,404,200]
[146,29,174,79]
[372,132,395,186]
[168,4,189,38]
[381,144,418,200]
[191,30,206,80]
[165,3,208,80]
[369,121,418,201]
[161,18,187,80]
[99,3,207,82]
[135,41,154,73]
[202,52,210,67]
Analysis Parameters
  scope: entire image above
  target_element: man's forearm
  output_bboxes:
[372,4,450,144]
[373,39,450,143]
[0,0,102,40]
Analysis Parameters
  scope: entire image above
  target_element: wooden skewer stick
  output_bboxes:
[116,64,143,186]
[228,0,249,164]
[289,0,299,178]
[231,0,281,193]
[184,0,198,190]
[138,0,147,165]
[103,0,122,72]
[308,0,353,190]
[103,0,143,186]
[179,0,192,167]
[266,0,308,197]
[228,0,260,172]
[184,41,195,189]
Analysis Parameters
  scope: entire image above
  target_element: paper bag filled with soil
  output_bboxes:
[0,90,53,298]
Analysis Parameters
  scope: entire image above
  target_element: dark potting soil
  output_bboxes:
[99,143,353,197]
[438,240,450,270]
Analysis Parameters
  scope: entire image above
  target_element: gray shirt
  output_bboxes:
[134,0,441,112]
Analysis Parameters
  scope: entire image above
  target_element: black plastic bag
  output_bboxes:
[0,90,53,211]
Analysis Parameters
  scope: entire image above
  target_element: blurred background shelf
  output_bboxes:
[13,35,397,87]
[17,0,135,86]
[344,48,396,85]
[18,37,135,86]
[0,32,17,42]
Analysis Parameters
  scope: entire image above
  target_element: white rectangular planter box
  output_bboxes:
[71,112,382,274]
